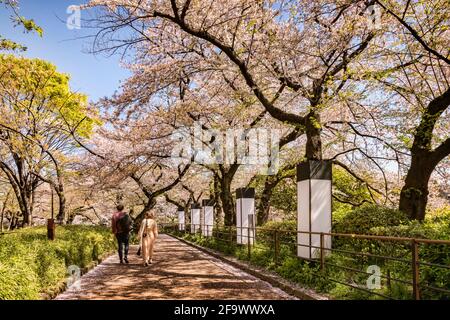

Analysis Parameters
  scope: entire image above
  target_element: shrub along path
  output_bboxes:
[56,234,295,300]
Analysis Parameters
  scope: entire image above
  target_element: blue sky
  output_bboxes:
[0,0,130,101]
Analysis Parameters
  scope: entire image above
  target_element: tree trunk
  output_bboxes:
[399,89,450,220]
[19,189,31,227]
[212,175,223,224]
[0,189,11,233]
[257,189,272,226]
[0,167,30,228]
[58,192,66,224]
[399,151,436,220]
[8,211,14,231]
[55,184,66,224]
[256,170,294,226]
[183,198,192,225]
[50,162,67,223]
[220,176,235,226]
[216,165,240,226]
[29,187,36,226]
[257,178,278,226]
[399,144,450,221]
[0,207,3,233]
[9,211,19,230]
[305,110,322,160]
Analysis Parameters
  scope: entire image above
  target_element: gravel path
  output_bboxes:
[55,234,296,300]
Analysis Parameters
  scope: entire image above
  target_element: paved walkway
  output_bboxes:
[56,234,295,300]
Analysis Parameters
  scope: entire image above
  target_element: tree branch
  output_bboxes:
[375,0,450,65]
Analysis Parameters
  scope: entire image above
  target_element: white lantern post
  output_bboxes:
[190,203,201,234]
[177,206,185,231]
[202,199,214,237]
[236,188,256,245]
[297,160,332,259]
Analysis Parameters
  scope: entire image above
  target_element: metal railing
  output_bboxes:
[162,223,450,300]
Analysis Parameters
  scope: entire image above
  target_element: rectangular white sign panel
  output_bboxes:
[297,161,332,259]
[191,205,201,234]
[178,209,185,231]
[236,188,256,245]
[202,206,214,237]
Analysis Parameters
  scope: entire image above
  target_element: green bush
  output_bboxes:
[260,220,296,247]
[371,206,450,240]
[262,220,296,232]
[333,204,409,235]
[0,225,115,300]
[0,259,40,299]
[369,209,450,299]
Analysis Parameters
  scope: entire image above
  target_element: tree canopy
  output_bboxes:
[1,0,449,229]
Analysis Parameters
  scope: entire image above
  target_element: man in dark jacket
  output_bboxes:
[111,204,131,264]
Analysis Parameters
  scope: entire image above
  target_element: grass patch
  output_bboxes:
[0,225,115,300]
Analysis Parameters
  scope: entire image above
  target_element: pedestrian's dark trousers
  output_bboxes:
[116,232,129,261]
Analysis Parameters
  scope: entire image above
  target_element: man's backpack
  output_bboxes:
[116,214,132,233]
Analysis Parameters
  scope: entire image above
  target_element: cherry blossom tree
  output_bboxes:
[344,0,450,219]
[84,0,385,159]
[82,0,449,221]
[75,97,193,225]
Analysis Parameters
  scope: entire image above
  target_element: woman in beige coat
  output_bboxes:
[138,210,159,266]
